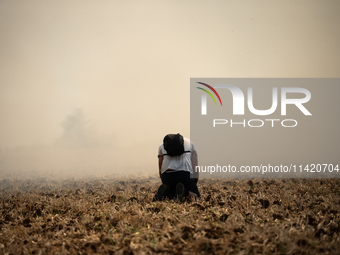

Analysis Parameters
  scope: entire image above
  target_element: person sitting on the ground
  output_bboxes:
[153,133,200,201]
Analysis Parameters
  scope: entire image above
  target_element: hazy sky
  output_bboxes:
[0,0,339,178]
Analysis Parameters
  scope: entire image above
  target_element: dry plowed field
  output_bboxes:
[0,177,339,254]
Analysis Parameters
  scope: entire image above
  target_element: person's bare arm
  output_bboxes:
[158,155,163,178]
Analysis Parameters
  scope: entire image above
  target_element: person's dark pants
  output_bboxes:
[161,171,200,199]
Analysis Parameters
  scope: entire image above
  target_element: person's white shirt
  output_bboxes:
[158,137,198,175]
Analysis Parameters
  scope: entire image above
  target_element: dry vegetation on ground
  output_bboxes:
[0,177,339,254]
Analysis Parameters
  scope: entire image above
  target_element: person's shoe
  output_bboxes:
[188,191,198,200]
[175,182,185,201]
[153,184,169,201]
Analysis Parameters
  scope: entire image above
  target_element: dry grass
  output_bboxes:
[0,177,339,254]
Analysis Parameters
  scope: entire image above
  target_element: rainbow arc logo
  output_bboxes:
[196,82,222,106]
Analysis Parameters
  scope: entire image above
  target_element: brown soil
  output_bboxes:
[0,177,339,254]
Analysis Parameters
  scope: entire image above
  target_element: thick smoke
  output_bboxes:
[0,109,154,180]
